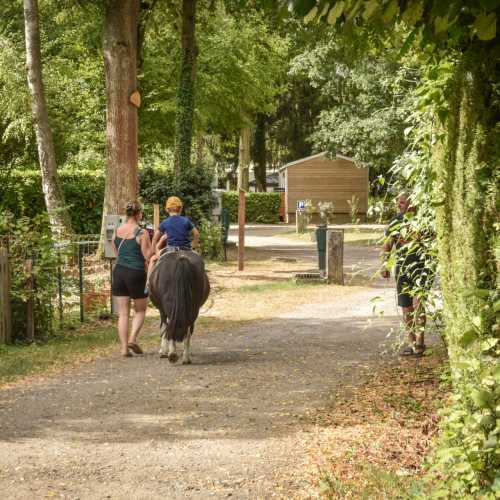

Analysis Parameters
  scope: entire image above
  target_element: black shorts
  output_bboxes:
[396,265,431,308]
[112,264,147,300]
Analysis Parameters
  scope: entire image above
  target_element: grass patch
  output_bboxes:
[0,321,119,386]
[318,464,418,499]
[237,280,323,293]
[278,229,384,246]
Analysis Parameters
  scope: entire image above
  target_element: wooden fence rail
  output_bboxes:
[0,248,12,344]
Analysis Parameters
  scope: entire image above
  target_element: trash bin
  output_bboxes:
[315,224,327,271]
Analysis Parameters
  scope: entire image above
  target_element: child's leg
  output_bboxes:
[145,254,159,293]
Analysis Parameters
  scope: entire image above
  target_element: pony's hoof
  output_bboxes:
[159,353,168,359]
[168,353,179,363]
[182,358,192,365]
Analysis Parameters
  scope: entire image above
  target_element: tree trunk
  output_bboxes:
[23,0,71,236]
[432,45,499,492]
[102,0,140,227]
[195,134,204,166]
[238,127,251,191]
[174,0,197,174]
[253,113,267,192]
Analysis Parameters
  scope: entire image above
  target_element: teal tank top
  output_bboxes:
[114,227,145,271]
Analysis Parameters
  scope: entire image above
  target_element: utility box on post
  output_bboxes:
[104,214,126,259]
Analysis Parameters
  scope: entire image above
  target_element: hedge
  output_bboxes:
[0,165,215,234]
[222,191,281,223]
[0,169,105,234]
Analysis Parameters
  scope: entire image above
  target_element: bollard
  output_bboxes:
[315,224,327,272]
[326,230,344,285]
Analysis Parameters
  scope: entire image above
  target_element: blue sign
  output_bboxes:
[297,200,305,210]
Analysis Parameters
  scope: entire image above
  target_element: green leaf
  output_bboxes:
[304,5,318,23]
[459,329,478,348]
[399,28,418,56]
[493,299,500,313]
[402,0,423,27]
[472,315,482,329]
[382,0,399,24]
[484,435,497,449]
[434,16,449,34]
[327,1,345,24]
[471,389,493,408]
[481,338,499,351]
[474,12,497,41]
[345,0,363,20]
[363,0,380,20]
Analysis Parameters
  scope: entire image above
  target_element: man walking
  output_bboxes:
[381,192,430,356]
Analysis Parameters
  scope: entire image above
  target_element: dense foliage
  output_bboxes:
[287,0,500,496]
[221,191,281,223]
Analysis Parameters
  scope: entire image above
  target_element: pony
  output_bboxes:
[148,251,210,364]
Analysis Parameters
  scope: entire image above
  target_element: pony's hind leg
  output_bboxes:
[159,322,168,358]
[182,326,193,365]
[167,339,178,363]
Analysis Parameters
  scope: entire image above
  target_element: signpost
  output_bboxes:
[296,199,307,233]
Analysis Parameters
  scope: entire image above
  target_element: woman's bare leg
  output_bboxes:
[130,297,148,345]
[115,296,131,355]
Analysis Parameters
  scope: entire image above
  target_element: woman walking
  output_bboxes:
[112,201,152,357]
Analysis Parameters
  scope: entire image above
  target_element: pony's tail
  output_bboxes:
[166,255,196,341]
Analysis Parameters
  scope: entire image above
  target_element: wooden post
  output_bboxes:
[238,189,245,271]
[326,230,344,285]
[25,259,35,341]
[0,248,12,344]
[153,203,160,230]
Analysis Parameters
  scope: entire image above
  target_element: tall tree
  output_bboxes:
[174,0,198,173]
[23,0,71,234]
[102,0,140,223]
[253,113,267,191]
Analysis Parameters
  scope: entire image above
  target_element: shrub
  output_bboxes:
[139,164,215,224]
[0,164,216,233]
[0,169,105,234]
[0,212,58,340]
[221,192,280,223]
[199,218,223,261]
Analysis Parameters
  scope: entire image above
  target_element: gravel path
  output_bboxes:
[0,284,398,499]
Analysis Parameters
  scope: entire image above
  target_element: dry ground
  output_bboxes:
[0,226,439,499]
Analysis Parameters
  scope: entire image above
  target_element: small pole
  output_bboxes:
[153,203,160,231]
[25,259,34,341]
[326,230,344,285]
[238,188,245,271]
[57,249,63,327]
[78,243,84,322]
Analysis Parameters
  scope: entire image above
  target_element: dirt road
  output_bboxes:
[0,283,398,499]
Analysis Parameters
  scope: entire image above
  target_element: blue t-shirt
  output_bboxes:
[159,215,195,248]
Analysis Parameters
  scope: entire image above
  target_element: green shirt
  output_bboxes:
[114,228,145,271]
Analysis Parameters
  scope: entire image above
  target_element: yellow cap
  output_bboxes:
[165,196,183,211]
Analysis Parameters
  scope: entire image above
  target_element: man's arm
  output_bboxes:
[381,234,394,278]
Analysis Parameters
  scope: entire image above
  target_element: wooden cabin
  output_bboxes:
[279,152,369,223]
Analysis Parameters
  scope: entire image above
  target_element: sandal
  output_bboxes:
[413,344,426,357]
[400,346,415,356]
[128,343,144,355]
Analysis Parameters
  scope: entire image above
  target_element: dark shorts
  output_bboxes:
[112,264,147,300]
[396,264,431,308]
